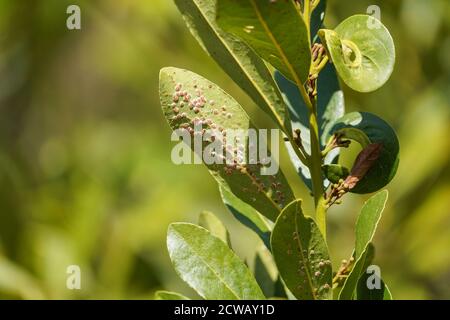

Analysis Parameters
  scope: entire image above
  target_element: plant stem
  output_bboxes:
[295,81,327,239]
[299,0,327,239]
[295,0,327,238]
[308,103,327,238]
[303,0,311,36]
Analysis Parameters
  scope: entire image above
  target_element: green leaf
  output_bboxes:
[219,185,272,248]
[254,245,283,298]
[159,67,295,221]
[339,191,388,300]
[275,63,345,190]
[155,290,190,300]
[174,0,290,132]
[217,0,311,86]
[356,273,392,300]
[271,200,332,300]
[355,190,388,257]
[167,223,265,299]
[325,112,399,194]
[198,211,231,246]
[319,15,395,92]
[322,164,349,184]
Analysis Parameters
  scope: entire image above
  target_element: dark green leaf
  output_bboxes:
[174,0,290,132]
[220,186,272,248]
[155,290,190,300]
[167,223,265,299]
[160,67,295,221]
[319,15,395,92]
[325,112,399,194]
[198,211,231,246]
[217,0,311,85]
[311,0,327,42]
[356,272,391,300]
[355,246,392,300]
[271,200,332,300]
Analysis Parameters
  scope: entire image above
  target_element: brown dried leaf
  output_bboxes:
[345,143,383,189]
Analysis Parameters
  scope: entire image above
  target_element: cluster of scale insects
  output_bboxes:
[165,76,288,208]
[284,227,332,296]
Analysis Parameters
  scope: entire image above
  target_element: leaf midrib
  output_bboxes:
[191,0,285,128]
[293,202,317,299]
[248,0,305,90]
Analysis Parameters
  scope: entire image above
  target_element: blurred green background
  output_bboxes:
[0,0,449,299]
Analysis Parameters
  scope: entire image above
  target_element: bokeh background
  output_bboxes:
[0,0,449,299]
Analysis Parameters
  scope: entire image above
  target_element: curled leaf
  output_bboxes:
[325,112,399,194]
[319,15,395,92]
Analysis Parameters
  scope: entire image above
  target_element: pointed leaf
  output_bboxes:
[355,190,388,258]
[325,112,399,194]
[271,200,332,300]
[167,223,265,299]
[220,185,272,248]
[319,15,395,92]
[217,0,311,85]
[155,290,190,300]
[160,67,295,221]
[198,211,231,246]
[174,0,289,131]
[339,191,388,300]
[275,63,344,190]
